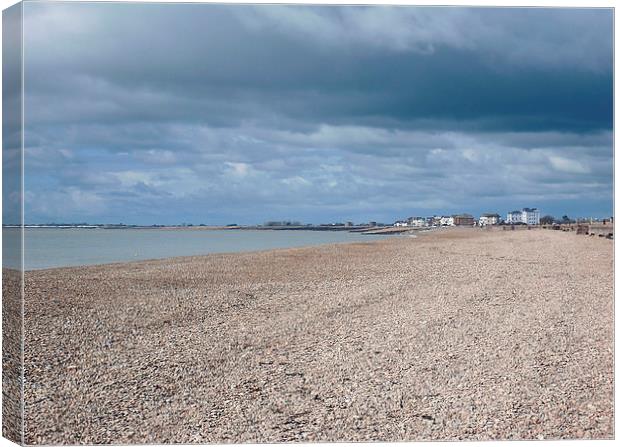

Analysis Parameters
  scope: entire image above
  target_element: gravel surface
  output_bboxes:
[2,268,22,443]
[22,228,613,444]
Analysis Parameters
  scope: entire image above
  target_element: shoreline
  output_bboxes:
[10,224,442,235]
[20,228,613,443]
[15,228,416,273]
[11,224,385,232]
[20,232,405,273]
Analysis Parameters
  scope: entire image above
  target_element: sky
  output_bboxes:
[14,2,614,225]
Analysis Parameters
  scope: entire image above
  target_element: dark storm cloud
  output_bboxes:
[24,3,612,131]
[20,3,613,224]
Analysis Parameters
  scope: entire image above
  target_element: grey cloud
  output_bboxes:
[243,6,612,71]
[18,3,613,224]
[23,3,612,132]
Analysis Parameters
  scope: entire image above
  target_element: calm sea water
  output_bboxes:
[2,228,387,270]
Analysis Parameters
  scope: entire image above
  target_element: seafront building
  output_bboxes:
[430,216,442,226]
[453,214,475,226]
[522,208,541,225]
[440,216,454,226]
[506,210,521,223]
[479,213,501,226]
[407,217,426,227]
[507,208,540,225]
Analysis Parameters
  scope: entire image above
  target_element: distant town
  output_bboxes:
[8,207,613,230]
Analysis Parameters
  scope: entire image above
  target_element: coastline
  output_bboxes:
[22,228,613,443]
[21,236,398,273]
[16,227,407,271]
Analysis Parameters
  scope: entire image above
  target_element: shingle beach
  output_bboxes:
[21,228,613,444]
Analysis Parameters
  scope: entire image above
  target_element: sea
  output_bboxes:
[2,228,387,270]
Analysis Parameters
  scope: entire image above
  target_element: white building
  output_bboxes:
[394,220,408,227]
[407,217,427,227]
[522,208,540,225]
[430,216,442,226]
[506,210,521,224]
[440,216,454,226]
[506,208,540,225]
[479,213,500,226]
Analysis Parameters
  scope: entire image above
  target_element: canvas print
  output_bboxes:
[1,1,614,444]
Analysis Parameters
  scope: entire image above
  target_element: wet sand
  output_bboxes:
[21,228,613,443]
